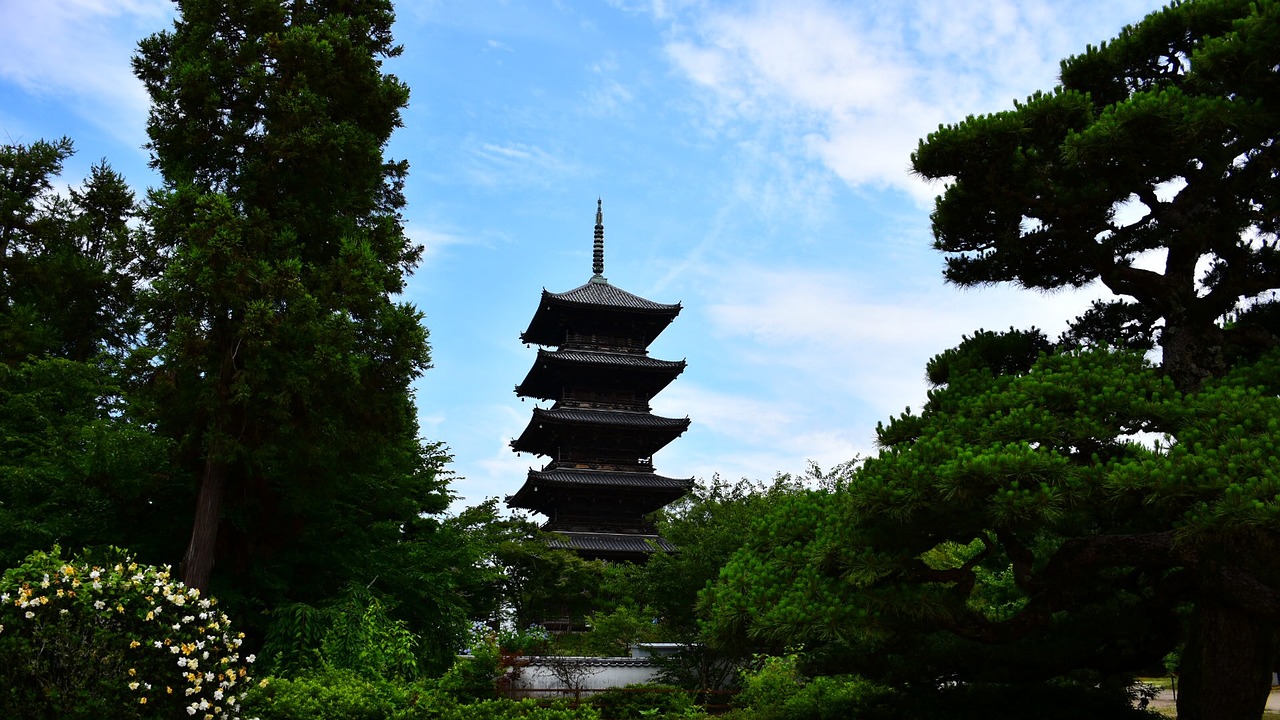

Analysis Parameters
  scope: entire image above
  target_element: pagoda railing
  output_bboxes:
[563,332,645,353]
[545,515,657,534]
[558,390,648,412]
[543,457,654,473]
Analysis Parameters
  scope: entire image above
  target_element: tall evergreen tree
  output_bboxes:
[131,0,446,610]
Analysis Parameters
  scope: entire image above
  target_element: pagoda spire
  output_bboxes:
[591,198,606,282]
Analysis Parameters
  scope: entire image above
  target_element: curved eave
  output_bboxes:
[515,350,687,400]
[547,532,677,556]
[519,283,682,347]
[510,408,690,457]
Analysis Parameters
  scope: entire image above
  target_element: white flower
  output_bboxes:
[178,657,188,667]
[24,611,34,619]
[186,707,198,716]
[246,654,256,664]
[93,600,107,610]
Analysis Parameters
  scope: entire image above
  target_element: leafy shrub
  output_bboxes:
[728,654,895,720]
[0,546,254,719]
[239,668,409,720]
[260,584,421,681]
[591,683,701,719]
[242,670,606,720]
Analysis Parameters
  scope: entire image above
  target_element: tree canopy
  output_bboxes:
[912,0,1280,391]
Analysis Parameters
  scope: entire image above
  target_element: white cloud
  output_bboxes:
[693,261,1106,422]
[657,0,1165,204]
[0,0,171,151]
[404,223,475,264]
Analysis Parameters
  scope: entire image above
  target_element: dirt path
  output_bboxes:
[1146,687,1280,716]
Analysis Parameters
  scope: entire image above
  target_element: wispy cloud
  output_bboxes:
[465,140,581,187]
[656,0,1162,204]
[0,0,171,153]
[404,224,476,265]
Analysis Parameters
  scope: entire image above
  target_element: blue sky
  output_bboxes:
[1,0,1167,512]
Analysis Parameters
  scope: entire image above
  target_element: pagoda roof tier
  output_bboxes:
[547,532,676,558]
[519,279,681,348]
[510,407,690,458]
[515,348,686,401]
[506,468,693,512]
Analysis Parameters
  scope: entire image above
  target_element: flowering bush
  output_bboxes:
[0,546,256,719]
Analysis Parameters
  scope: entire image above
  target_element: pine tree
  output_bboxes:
[131,0,446,609]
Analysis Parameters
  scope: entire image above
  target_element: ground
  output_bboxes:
[1142,682,1280,718]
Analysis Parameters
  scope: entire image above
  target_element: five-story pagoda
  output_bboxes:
[507,202,692,562]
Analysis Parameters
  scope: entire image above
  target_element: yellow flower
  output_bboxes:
[128,668,137,677]
[139,697,147,704]
[130,640,141,649]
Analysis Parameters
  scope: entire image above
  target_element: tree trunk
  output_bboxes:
[1159,314,1226,393]
[1176,601,1274,720]
[181,457,228,592]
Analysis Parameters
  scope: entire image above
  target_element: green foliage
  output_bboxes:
[0,546,254,719]
[241,668,406,720]
[728,654,895,720]
[707,340,1280,716]
[590,684,700,720]
[0,359,176,570]
[725,653,1158,720]
[579,604,664,657]
[260,584,420,682]
[487,510,610,631]
[437,655,502,704]
[242,667,604,720]
[0,139,145,364]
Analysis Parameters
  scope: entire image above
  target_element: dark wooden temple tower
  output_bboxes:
[507,202,692,562]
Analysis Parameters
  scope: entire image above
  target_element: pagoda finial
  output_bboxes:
[592,198,606,281]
